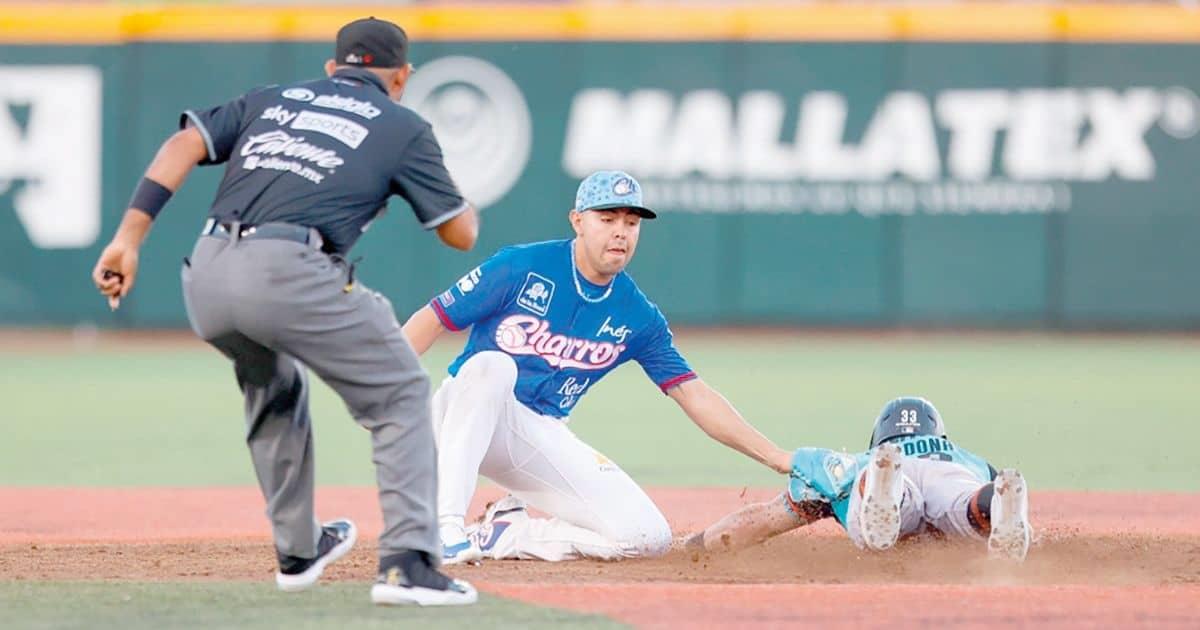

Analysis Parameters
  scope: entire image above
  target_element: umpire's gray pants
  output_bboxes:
[181,230,438,562]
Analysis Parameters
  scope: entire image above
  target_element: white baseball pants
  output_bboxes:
[432,351,672,561]
[845,455,987,547]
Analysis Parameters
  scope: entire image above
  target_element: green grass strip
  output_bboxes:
[1,335,1196,490]
[0,582,625,630]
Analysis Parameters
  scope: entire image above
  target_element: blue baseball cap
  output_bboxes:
[573,170,657,219]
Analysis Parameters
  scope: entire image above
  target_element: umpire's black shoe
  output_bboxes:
[275,519,358,592]
[371,549,478,606]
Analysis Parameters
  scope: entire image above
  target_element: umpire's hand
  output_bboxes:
[92,205,156,311]
[92,239,139,311]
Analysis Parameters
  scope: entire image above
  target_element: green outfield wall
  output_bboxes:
[2,25,1197,328]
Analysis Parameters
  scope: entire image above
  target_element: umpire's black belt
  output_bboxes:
[201,219,326,251]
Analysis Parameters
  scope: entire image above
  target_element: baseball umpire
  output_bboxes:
[91,17,479,606]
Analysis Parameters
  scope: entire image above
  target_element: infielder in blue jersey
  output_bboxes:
[685,397,1033,561]
[401,170,793,563]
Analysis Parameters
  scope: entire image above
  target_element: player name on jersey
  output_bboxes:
[898,436,956,459]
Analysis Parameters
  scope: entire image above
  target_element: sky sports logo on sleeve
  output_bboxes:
[562,86,1200,216]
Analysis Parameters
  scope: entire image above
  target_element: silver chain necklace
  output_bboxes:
[570,239,614,303]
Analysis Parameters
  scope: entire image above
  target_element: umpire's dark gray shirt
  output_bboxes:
[181,67,466,254]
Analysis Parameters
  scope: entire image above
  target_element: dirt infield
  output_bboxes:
[3,486,1199,628]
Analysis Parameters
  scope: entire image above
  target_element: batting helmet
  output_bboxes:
[868,396,947,449]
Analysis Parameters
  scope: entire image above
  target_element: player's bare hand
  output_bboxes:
[768,448,794,474]
[92,240,140,310]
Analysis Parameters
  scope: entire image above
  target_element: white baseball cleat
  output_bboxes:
[858,443,905,551]
[440,522,484,566]
[472,495,528,560]
[988,468,1032,561]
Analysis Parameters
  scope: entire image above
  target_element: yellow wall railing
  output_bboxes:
[2,3,1200,44]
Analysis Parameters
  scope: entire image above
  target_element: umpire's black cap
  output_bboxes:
[335,17,408,69]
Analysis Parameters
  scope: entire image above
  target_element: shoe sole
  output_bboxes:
[484,496,527,522]
[371,582,479,606]
[988,469,1031,561]
[859,443,904,551]
[275,519,359,592]
[472,495,528,561]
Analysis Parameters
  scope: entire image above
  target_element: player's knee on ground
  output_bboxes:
[608,509,672,559]
[456,351,519,390]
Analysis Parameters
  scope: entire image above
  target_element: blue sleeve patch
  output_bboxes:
[431,248,517,331]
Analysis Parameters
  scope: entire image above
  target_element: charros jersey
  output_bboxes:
[430,239,696,417]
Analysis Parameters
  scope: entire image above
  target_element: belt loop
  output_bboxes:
[307,227,323,251]
[229,220,242,245]
[343,257,360,293]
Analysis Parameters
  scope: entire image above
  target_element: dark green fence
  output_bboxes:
[2,41,1197,328]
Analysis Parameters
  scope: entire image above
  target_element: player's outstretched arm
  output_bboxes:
[668,379,792,474]
[401,304,447,355]
[92,127,208,309]
[684,493,828,553]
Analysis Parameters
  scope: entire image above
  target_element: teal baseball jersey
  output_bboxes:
[788,435,995,527]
